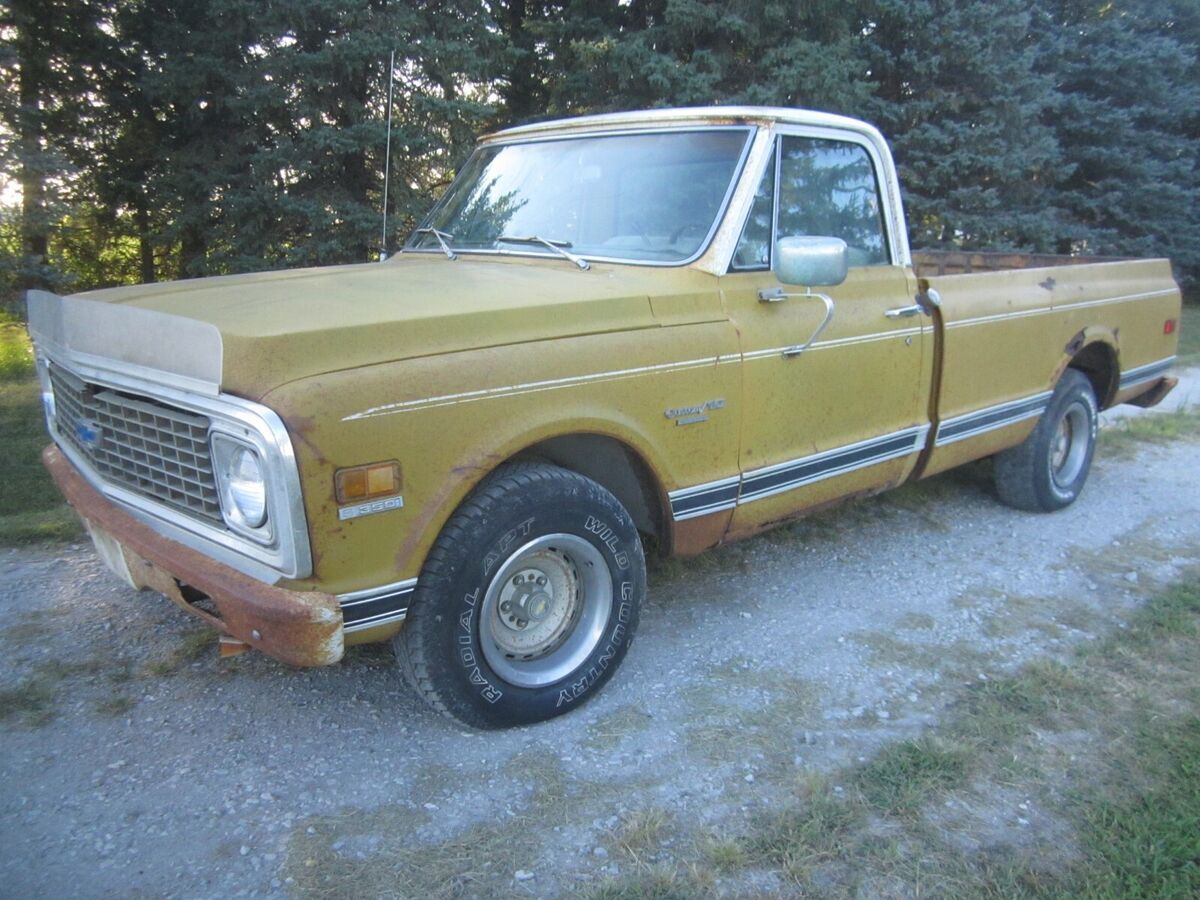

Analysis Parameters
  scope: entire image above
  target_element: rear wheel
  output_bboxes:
[395,463,645,728]
[994,369,1098,512]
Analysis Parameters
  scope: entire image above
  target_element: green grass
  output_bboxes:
[607,571,1200,898]
[1100,406,1200,459]
[0,677,57,726]
[854,736,970,813]
[1,656,112,726]
[142,627,216,676]
[0,310,81,545]
[95,695,136,717]
[1075,715,1200,898]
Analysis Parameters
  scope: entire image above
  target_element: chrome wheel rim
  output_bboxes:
[479,533,612,688]
[1051,401,1090,488]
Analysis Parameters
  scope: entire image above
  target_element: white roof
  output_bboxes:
[484,105,888,147]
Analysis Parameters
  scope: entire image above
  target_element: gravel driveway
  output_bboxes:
[2,371,1197,898]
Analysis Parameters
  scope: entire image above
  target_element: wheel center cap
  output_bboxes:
[525,591,552,621]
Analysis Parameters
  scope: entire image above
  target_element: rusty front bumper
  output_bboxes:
[43,444,344,666]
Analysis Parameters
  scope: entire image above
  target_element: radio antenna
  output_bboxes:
[379,49,396,261]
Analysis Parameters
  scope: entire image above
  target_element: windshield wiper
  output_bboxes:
[497,235,590,271]
[413,227,457,260]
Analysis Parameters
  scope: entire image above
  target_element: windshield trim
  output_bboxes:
[401,125,757,269]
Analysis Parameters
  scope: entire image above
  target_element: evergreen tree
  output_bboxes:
[0,0,110,290]
[533,0,876,118]
[1038,0,1200,287]
[2,0,1197,291]
[866,0,1063,251]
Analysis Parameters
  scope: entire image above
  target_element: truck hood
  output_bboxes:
[48,254,716,399]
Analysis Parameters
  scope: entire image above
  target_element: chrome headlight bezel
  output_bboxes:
[31,350,311,582]
[34,352,56,426]
[211,433,272,542]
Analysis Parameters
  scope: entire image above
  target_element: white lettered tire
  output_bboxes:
[994,369,1098,512]
[395,463,645,728]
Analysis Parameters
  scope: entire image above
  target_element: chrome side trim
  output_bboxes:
[933,391,1053,448]
[943,288,1177,330]
[33,347,312,583]
[339,578,418,633]
[342,327,923,423]
[344,352,744,421]
[1119,356,1175,391]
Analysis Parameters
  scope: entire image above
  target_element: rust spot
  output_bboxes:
[723,487,882,544]
[394,452,503,574]
[284,414,329,466]
[1125,376,1177,409]
[43,445,343,667]
[671,508,731,555]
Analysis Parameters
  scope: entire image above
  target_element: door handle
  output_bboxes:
[757,287,789,303]
[885,304,922,319]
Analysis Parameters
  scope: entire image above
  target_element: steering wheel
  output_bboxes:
[668,222,708,245]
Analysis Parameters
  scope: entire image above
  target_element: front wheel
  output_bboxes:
[994,369,1098,512]
[395,463,645,728]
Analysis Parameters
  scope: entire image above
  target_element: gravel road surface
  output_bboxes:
[1,370,1197,898]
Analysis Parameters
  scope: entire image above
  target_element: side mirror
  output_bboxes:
[773,236,848,287]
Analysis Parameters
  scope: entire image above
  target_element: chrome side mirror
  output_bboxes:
[773,236,848,287]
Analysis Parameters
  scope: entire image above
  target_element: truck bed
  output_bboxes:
[913,249,1127,277]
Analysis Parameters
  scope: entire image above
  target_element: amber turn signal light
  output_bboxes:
[335,461,401,504]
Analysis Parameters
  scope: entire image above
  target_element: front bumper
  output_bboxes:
[44,444,344,667]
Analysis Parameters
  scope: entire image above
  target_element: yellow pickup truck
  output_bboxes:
[27,107,1181,728]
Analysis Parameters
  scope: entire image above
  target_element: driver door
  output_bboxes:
[721,130,931,532]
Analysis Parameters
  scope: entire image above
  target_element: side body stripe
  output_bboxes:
[670,351,1173,525]
[933,392,1052,448]
[668,425,929,521]
[740,426,929,503]
[1119,356,1175,391]
[339,578,417,632]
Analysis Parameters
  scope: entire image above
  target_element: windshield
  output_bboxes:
[406,128,753,264]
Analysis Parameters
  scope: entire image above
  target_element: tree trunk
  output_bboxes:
[180,225,206,279]
[134,195,155,284]
[14,0,50,289]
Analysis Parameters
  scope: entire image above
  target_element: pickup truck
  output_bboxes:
[27,106,1182,728]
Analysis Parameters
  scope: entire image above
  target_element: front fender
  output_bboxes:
[263,321,741,598]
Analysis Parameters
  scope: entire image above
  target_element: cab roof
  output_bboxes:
[483,106,888,147]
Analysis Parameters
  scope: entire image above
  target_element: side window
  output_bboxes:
[777,136,889,266]
[731,148,776,271]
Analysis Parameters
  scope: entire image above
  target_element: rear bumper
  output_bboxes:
[43,444,344,667]
[1125,376,1178,410]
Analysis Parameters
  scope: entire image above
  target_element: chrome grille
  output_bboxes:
[49,364,223,524]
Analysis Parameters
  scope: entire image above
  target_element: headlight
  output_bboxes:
[211,435,270,535]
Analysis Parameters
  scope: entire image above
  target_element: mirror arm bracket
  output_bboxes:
[758,287,836,358]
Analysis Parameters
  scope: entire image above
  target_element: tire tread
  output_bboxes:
[395,462,629,727]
